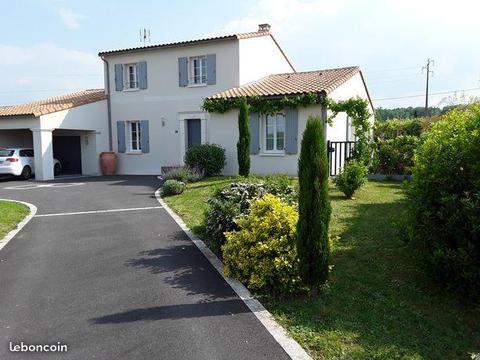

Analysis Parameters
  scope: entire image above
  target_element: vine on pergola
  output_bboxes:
[202,93,372,163]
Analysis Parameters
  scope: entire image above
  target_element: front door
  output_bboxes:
[187,119,201,148]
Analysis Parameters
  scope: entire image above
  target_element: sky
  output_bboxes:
[1,0,479,108]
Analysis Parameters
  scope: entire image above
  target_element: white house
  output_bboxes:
[0,24,373,180]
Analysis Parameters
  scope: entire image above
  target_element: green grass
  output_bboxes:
[0,200,29,239]
[163,178,480,360]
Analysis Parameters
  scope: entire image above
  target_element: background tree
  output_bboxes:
[237,98,250,176]
[296,115,331,294]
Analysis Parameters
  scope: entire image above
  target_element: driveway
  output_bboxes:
[0,176,290,360]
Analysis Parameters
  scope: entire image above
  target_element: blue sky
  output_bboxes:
[1,0,479,108]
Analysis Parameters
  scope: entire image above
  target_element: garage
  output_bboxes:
[53,132,82,175]
[0,90,109,180]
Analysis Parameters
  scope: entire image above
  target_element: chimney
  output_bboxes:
[258,23,271,32]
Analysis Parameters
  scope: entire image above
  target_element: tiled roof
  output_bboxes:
[98,30,271,56]
[208,67,361,99]
[0,89,106,117]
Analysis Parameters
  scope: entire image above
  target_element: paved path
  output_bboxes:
[0,176,289,360]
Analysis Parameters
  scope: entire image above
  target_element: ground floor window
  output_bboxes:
[263,113,285,152]
[127,121,142,152]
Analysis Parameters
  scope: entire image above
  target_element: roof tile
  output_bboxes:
[99,30,271,56]
[0,89,106,117]
[208,67,360,99]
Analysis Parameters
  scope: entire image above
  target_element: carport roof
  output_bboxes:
[0,89,106,117]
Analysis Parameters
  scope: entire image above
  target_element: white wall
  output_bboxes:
[0,117,38,131]
[238,35,294,85]
[209,105,324,176]
[40,100,109,175]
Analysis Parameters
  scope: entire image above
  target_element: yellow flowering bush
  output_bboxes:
[223,194,302,295]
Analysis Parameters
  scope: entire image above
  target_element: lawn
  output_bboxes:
[164,178,480,360]
[0,200,29,239]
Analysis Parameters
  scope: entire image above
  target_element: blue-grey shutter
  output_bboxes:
[138,61,147,89]
[249,112,260,154]
[285,108,298,154]
[117,121,126,153]
[206,54,216,85]
[178,57,188,87]
[140,120,150,153]
[114,64,123,91]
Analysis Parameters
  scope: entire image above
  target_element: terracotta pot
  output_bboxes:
[99,152,118,175]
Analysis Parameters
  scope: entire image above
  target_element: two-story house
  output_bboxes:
[0,24,373,180]
[98,24,295,175]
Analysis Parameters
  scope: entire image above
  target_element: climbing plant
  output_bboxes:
[203,93,372,163]
[323,97,372,165]
[202,93,320,114]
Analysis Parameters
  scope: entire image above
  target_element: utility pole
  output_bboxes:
[422,58,434,115]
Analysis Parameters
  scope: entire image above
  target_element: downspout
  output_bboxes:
[101,56,113,151]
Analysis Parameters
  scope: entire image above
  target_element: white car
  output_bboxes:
[0,148,62,180]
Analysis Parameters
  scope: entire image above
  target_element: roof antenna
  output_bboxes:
[139,28,151,46]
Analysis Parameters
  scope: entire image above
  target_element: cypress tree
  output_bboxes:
[297,115,331,294]
[237,98,250,176]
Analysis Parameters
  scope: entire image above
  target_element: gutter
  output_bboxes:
[100,56,113,151]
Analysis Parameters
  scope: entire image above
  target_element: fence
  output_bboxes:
[327,140,356,176]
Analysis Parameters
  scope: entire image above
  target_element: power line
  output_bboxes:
[362,66,420,74]
[373,87,480,101]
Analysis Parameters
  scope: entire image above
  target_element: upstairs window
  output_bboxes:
[189,56,207,85]
[264,113,285,152]
[127,121,142,152]
[124,63,138,90]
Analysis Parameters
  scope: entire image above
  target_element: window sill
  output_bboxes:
[187,83,207,88]
[125,151,143,155]
[123,88,140,92]
[258,152,286,157]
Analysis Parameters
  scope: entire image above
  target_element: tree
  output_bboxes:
[296,115,331,294]
[237,98,250,176]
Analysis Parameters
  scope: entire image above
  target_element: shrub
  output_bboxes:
[371,135,419,175]
[237,98,250,176]
[203,180,297,256]
[161,179,186,197]
[223,194,302,295]
[162,167,204,183]
[204,198,240,256]
[184,143,226,176]
[374,118,425,140]
[297,116,331,292]
[407,103,480,299]
[334,159,368,198]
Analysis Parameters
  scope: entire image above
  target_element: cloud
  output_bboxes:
[0,42,103,105]
[217,0,351,37]
[57,6,83,30]
[216,0,480,108]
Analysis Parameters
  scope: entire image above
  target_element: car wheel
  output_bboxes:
[21,166,32,180]
[54,163,61,176]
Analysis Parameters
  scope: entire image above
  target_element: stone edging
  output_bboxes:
[0,199,37,252]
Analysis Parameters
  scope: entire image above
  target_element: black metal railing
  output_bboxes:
[327,140,356,176]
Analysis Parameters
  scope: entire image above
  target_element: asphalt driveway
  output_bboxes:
[0,176,290,360]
